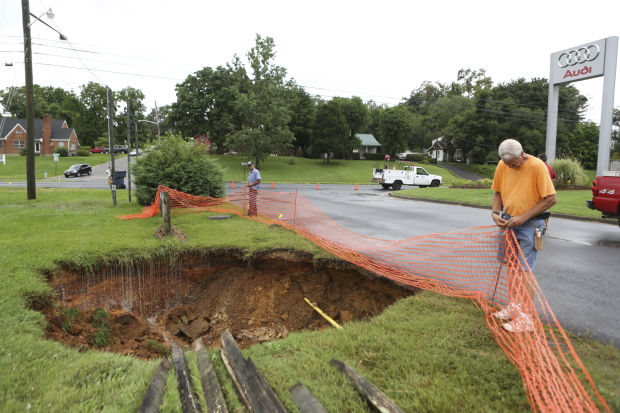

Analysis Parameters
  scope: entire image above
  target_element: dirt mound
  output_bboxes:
[41,250,417,358]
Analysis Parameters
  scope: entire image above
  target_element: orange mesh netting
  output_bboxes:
[120,185,610,413]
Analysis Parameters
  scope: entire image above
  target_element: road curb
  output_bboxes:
[388,192,617,226]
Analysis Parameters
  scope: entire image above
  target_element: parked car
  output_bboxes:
[64,164,92,177]
[88,147,105,153]
[102,145,129,154]
[129,149,143,156]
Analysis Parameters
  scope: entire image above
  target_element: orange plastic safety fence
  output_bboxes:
[119,185,610,413]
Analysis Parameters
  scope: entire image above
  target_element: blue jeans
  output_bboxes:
[501,212,546,270]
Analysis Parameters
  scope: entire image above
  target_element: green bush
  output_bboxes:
[551,157,588,188]
[365,153,386,161]
[288,157,296,165]
[90,308,111,347]
[77,148,90,156]
[351,152,360,160]
[133,134,226,206]
[405,153,425,162]
[54,147,69,157]
[20,147,27,156]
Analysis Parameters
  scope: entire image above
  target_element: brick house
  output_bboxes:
[0,115,79,156]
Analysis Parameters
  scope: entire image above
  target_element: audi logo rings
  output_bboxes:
[557,44,600,68]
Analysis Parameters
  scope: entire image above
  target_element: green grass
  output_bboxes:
[0,154,112,181]
[0,187,618,412]
[397,187,605,219]
[211,155,461,185]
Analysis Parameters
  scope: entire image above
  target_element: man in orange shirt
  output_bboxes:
[491,139,557,332]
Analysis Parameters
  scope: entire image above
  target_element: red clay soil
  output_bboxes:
[40,249,417,359]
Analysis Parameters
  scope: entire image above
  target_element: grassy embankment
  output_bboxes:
[0,154,112,181]
[0,187,618,412]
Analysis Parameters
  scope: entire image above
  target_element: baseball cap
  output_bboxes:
[247,161,253,166]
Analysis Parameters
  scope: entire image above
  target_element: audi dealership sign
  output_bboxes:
[550,39,606,84]
[546,36,618,176]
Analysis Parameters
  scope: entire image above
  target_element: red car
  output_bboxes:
[88,147,105,153]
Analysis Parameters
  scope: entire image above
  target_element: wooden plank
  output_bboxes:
[331,359,404,413]
[192,339,228,413]
[172,344,202,413]
[289,382,328,413]
[138,358,171,413]
[219,330,279,412]
[246,357,287,413]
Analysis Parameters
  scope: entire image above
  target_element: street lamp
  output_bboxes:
[21,2,67,199]
[137,119,161,139]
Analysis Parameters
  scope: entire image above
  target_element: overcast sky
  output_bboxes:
[1,0,618,123]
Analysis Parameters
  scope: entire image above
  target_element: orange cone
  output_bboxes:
[231,181,235,189]
[316,182,319,190]
[271,181,274,189]
[355,183,358,191]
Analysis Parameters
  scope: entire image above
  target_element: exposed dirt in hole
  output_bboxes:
[39,249,417,359]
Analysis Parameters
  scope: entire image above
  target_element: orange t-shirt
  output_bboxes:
[491,155,556,217]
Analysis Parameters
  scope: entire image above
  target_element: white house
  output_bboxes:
[353,134,381,157]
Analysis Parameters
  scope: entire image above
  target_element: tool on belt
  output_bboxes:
[534,211,550,251]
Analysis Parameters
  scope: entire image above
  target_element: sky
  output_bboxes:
[0,0,619,123]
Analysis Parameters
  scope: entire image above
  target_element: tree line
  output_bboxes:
[2,34,618,168]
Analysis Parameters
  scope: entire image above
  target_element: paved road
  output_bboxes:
[439,163,486,181]
[2,175,619,346]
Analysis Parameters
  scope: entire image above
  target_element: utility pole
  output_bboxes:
[126,100,131,203]
[154,101,161,138]
[21,0,35,200]
[107,86,116,206]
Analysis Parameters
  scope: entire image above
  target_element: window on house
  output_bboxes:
[0,140,3,148]
[59,142,64,147]
[14,140,25,149]
[71,143,76,150]
[16,130,22,134]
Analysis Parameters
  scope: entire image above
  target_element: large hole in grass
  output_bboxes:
[39,249,417,358]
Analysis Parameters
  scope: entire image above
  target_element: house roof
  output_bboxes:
[355,133,380,147]
[0,117,74,141]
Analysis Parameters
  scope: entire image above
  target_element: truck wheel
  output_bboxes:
[392,181,402,190]
[381,184,391,189]
[431,180,440,187]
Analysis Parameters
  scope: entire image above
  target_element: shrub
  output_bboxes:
[288,157,296,165]
[20,147,27,156]
[133,134,226,206]
[54,147,69,157]
[60,308,80,333]
[352,152,360,160]
[551,157,588,188]
[366,153,386,161]
[145,339,171,357]
[77,148,90,156]
[405,153,426,162]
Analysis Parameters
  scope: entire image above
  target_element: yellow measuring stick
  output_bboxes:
[304,297,342,330]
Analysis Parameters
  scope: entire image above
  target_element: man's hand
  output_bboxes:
[505,215,527,228]
[492,213,507,227]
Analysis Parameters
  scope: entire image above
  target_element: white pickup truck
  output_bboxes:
[372,165,442,190]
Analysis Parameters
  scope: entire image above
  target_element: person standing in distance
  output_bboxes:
[491,139,557,332]
[246,161,261,216]
[537,153,557,180]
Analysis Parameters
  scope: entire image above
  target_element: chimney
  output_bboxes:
[42,115,52,155]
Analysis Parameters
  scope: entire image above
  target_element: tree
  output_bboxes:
[287,86,316,155]
[115,87,146,145]
[226,34,294,167]
[76,82,110,148]
[378,105,413,155]
[566,122,599,169]
[170,61,248,153]
[309,101,348,163]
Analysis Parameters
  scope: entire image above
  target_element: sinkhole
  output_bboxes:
[39,249,417,358]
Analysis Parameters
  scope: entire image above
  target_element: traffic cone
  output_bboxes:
[355,183,358,191]
[316,182,319,190]
[271,181,274,189]
[231,181,235,189]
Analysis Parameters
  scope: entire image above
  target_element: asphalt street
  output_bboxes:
[2,162,619,346]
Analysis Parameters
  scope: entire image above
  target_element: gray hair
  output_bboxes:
[498,139,523,161]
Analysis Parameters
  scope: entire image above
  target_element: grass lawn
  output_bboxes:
[0,187,618,412]
[0,154,112,181]
[211,155,461,185]
[396,187,605,219]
